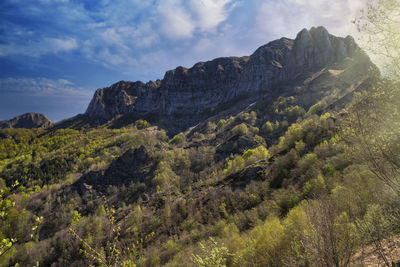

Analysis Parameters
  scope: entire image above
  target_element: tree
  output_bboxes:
[192,238,229,267]
[0,181,42,263]
[342,80,400,195]
[303,199,360,267]
[354,0,400,80]
[356,204,393,267]
[238,217,285,266]
[232,123,249,136]
[69,199,154,267]
[0,187,17,258]
[262,121,274,134]
[346,1,400,194]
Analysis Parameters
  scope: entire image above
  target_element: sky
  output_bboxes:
[0,0,367,122]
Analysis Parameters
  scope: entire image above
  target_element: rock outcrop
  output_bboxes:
[0,112,53,129]
[85,26,377,128]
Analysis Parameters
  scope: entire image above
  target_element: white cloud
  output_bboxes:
[0,37,78,57]
[157,0,195,38]
[155,0,235,38]
[0,0,372,82]
[254,0,367,41]
[0,77,91,97]
[49,37,78,52]
[189,0,234,32]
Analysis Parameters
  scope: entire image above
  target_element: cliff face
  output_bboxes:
[0,113,53,129]
[85,26,377,125]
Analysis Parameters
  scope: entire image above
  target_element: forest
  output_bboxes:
[1,0,400,266]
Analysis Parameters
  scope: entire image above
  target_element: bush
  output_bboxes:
[302,176,326,198]
[306,102,322,117]
[223,156,245,176]
[238,217,285,266]
[217,119,227,130]
[169,133,185,145]
[242,146,270,165]
[262,121,274,134]
[192,238,229,267]
[135,119,149,129]
[232,123,249,136]
[297,153,318,171]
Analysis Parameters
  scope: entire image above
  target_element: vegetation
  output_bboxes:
[1,78,399,265]
[0,2,399,266]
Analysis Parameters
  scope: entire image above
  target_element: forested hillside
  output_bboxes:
[1,1,400,266]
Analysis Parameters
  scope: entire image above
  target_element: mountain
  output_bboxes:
[84,26,377,133]
[0,112,52,129]
[3,26,399,267]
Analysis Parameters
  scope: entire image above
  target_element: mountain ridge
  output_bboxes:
[84,26,377,133]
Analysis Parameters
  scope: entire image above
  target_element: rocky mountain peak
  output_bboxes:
[0,112,53,129]
[294,26,356,69]
[84,26,376,130]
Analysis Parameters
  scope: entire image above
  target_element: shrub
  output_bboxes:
[297,153,318,171]
[135,119,149,129]
[192,238,229,267]
[217,119,227,130]
[242,146,270,165]
[223,156,245,176]
[302,176,326,198]
[306,102,322,117]
[232,123,248,136]
[169,133,185,145]
[262,121,274,134]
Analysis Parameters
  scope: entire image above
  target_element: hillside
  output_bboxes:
[0,27,399,266]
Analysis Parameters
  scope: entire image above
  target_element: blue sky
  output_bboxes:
[0,0,366,122]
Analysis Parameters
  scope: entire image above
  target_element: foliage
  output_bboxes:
[170,133,185,145]
[223,146,269,176]
[262,121,273,134]
[232,123,249,136]
[1,57,400,266]
[306,102,322,117]
[69,199,154,267]
[135,119,149,130]
[0,185,17,258]
[354,0,400,80]
[342,81,400,194]
[192,238,229,267]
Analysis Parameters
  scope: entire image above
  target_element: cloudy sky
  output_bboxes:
[0,0,367,122]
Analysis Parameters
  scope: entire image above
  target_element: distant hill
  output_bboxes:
[0,112,52,129]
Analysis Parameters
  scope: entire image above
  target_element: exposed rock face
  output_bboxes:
[85,26,376,126]
[0,113,53,129]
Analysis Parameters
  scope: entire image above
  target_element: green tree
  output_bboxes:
[0,187,17,258]
[262,121,274,134]
[192,238,229,267]
[232,123,249,136]
[239,216,285,266]
[69,199,154,267]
